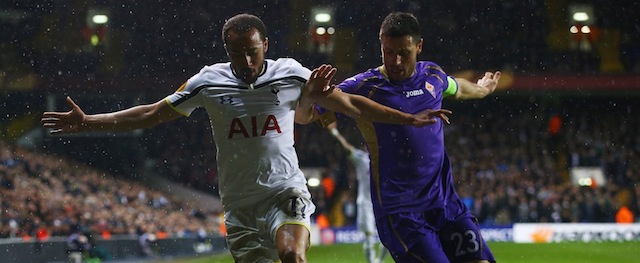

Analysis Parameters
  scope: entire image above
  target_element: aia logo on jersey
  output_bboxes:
[425,82,436,98]
[228,115,282,138]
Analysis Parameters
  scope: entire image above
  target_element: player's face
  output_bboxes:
[225,28,268,84]
[380,34,422,82]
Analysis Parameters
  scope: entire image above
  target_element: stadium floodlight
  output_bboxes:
[327,27,335,35]
[315,26,326,35]
[572,12,589,22]
[570,26,579,34]
[310,6,334,26]
[314,13,331,23]
[87,9,110,27]
[92,14,109,24]
[568,4,594,25]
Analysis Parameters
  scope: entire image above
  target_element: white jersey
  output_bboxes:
[165,58,312,211]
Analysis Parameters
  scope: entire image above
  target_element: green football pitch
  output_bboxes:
[156,242,640,263]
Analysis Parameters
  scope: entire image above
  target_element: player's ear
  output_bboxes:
[416,38,423,54]
[263,37,269,53]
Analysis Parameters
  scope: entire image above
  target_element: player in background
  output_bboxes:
[41,13,450,263]
[312,12,500,263]
[327,122,388,263]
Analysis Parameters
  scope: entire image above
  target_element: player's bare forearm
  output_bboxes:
[84,102,175,131]
[453,71,501,100]
[317,91,421,126]
[42,98,180,134]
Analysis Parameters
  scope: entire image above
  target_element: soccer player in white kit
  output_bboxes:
[327,123,388,263]
[41,13,450,263]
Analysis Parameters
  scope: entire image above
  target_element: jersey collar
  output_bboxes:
[230,61,268,87]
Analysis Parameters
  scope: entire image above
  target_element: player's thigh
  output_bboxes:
[225,208,279,263]
[267,190,315,251]
[439,216,495,263]
[377,212,450,263]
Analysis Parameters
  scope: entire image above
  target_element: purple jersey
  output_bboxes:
[329,61,465,219]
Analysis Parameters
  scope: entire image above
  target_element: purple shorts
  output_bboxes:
[377,209,496,263]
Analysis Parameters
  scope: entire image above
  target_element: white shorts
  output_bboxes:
[224,187,316,263]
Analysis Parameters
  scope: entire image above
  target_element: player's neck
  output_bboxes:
[379,65,416,83]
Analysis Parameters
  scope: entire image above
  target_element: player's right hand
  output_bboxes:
[41,96,87,134]
[411,108,452,127]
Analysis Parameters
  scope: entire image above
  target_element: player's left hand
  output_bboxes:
[476,71,501,94]
[411,108,452,127]
[304,64,337,101]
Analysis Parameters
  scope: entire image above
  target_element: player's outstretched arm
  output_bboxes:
[453,71,501,100]
[321,89,451,127]
[298,64,450,127]
[41,96,182,134]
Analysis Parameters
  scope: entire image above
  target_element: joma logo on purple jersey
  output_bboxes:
[404,89,424,98]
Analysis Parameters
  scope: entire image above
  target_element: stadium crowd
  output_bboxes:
[1,0,639,241]
[0,142,220,240]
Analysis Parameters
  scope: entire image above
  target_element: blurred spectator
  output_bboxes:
[616,206,634,224]
[66,231,92,263]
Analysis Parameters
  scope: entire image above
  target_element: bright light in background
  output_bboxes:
[327,27,335,35]
[92,14,109,24]
[572,12,589,22]
[314,13,331,23]
[570,26,578,34]
[91,35,100,46]
[568,4,594,25]
[307,177,320,187]
[571,25,591,34]
[315,27,326,35]
[578,177,593,187]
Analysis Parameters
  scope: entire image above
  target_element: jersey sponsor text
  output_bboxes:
[227,115,282,138]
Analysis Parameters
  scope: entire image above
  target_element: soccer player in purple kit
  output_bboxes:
[314,12,501,263]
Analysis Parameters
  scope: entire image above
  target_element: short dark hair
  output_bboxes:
[379,12,421,44]
[221,14,267,44]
